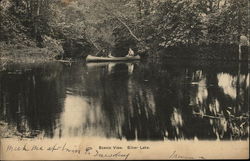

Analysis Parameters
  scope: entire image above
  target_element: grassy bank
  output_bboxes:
[1,47,56,61]
[0,46,59,70]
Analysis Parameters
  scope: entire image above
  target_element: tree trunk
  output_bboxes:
[136,0,142,19]
[217,0,220,9]
[237,1,242,60]
[236,62,241,111]
[37,0,40,16]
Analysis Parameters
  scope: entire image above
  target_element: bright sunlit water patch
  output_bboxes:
[54,94,108,138]
[246,74,249,88]
[196,78,208,104]
[217,73,237,99]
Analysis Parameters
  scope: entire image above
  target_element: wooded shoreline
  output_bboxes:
[0,0,249,63]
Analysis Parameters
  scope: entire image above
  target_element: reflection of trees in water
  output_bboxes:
[1,61,248,140]
[110,61,190,140]
[81,61,249,140]
[56,63,130,138]
[148,63,193,140]
[79,62,163,140]
[0,63,65,138]
[187,66,249,140]
[122,61,249,140]
[123,74,162,140]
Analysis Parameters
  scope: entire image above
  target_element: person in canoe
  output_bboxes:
[96,48,115,57]
[108,51,114,58]
[126,48,135,57]
[96,49,108,57]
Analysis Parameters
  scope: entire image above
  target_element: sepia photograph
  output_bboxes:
[0,0,249,160]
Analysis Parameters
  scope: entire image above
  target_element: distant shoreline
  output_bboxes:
[0,45,249,65]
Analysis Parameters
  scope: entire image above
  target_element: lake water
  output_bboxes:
[0,59,249,140]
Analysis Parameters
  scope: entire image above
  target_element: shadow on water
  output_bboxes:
[0,62,65,138]
[0,59,249,140]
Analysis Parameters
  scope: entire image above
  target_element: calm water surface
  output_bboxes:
[0,59,249,140]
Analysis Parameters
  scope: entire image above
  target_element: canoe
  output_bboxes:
[86,55,140,62]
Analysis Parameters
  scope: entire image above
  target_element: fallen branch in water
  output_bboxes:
[55,59,75,63]
[55,58,77,66]
[193,112,249,120]
[193,112,221,119]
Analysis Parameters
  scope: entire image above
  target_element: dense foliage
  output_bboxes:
[0,0,249,58]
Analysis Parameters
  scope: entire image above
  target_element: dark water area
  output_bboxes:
[159,45,249,61]
[0,59,249,140]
